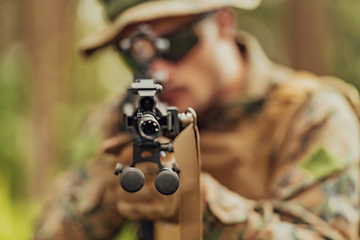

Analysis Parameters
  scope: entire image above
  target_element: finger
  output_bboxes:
[119,183,161,201]
[117,195,179,221]
[102,133,132,154]
[117,201,165,220]
[117,144,133,165]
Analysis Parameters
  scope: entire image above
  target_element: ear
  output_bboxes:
[215,8,237,40]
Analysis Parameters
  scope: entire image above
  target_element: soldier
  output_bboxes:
[34,0,360,239]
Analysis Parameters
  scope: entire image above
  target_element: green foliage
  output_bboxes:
[0,173,37,240]
[0,43,36,240]
[324,1,360,89]
[0,44,31,199]
[235,0,291,65]
[114,221,139,240]
[236,0,360,90]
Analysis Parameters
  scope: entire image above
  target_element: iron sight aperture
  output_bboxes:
[140,96,155,110]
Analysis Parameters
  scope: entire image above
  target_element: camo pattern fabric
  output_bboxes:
[34,31,360,240]
[200,85,360,239]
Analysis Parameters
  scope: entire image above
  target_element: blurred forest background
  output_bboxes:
[1,0,360,239]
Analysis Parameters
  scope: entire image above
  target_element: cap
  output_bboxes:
[79,0,261,56]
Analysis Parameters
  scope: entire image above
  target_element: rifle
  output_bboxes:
[113,24,199,240]
[114,24,196,196]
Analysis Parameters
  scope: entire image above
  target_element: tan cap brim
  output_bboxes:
[78,0,261,56]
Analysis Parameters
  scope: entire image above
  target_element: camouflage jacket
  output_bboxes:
[34,31,360,240]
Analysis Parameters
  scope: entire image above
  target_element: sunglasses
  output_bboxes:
[115,12,213,72]
[160,22,200,62]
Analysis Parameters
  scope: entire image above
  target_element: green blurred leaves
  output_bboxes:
[0,43,31,199]
[0,44,35,239]
[0,173,37,240]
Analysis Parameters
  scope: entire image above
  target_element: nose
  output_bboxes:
[149,58,174,83]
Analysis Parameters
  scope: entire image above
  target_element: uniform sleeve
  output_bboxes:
[33,153,127,240]
[202,91,360,240]
[33,101,130,240]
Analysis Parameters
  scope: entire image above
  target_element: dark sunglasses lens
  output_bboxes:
[162,26,199,62]
[117,23,199,70]
[119,53,139,71]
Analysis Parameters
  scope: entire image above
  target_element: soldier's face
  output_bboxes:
[122,11,245,115]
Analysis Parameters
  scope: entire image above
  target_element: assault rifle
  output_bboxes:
[114,24,195,196]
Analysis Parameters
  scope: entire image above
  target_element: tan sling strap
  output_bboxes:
[154,114,202,240]
[154,107,202,240]
[152,122,203,240]
[173,122,202,240]
[154,107,201,240]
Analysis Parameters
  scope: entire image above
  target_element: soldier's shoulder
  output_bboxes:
[267,71,358,107]
[262,70,360,124]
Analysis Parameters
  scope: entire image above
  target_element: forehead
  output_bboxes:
[119,14,201,38]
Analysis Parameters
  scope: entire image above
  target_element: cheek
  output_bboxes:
[164,36,222,113]
[178,57,220,113]
[191,46,221,99]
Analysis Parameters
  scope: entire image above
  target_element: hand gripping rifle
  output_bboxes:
[114,24,196,196]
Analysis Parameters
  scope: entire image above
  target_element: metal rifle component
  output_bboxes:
[113,25,198,240]
[116,24,170,79]
[116,78,192,195]
[114,25,196,194]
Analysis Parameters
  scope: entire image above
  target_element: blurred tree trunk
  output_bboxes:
[288,0,328,75]
[0,2,14,51]
[25,0,77,198]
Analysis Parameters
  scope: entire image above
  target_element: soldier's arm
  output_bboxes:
[33,152,129,240]
[202,90,360,240]
[33,98,180,239]
[33,100,132,240]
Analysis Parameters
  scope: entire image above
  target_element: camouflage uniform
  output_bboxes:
[198,32,360,240]
[34,0,360,239]
[34,29,360,239]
